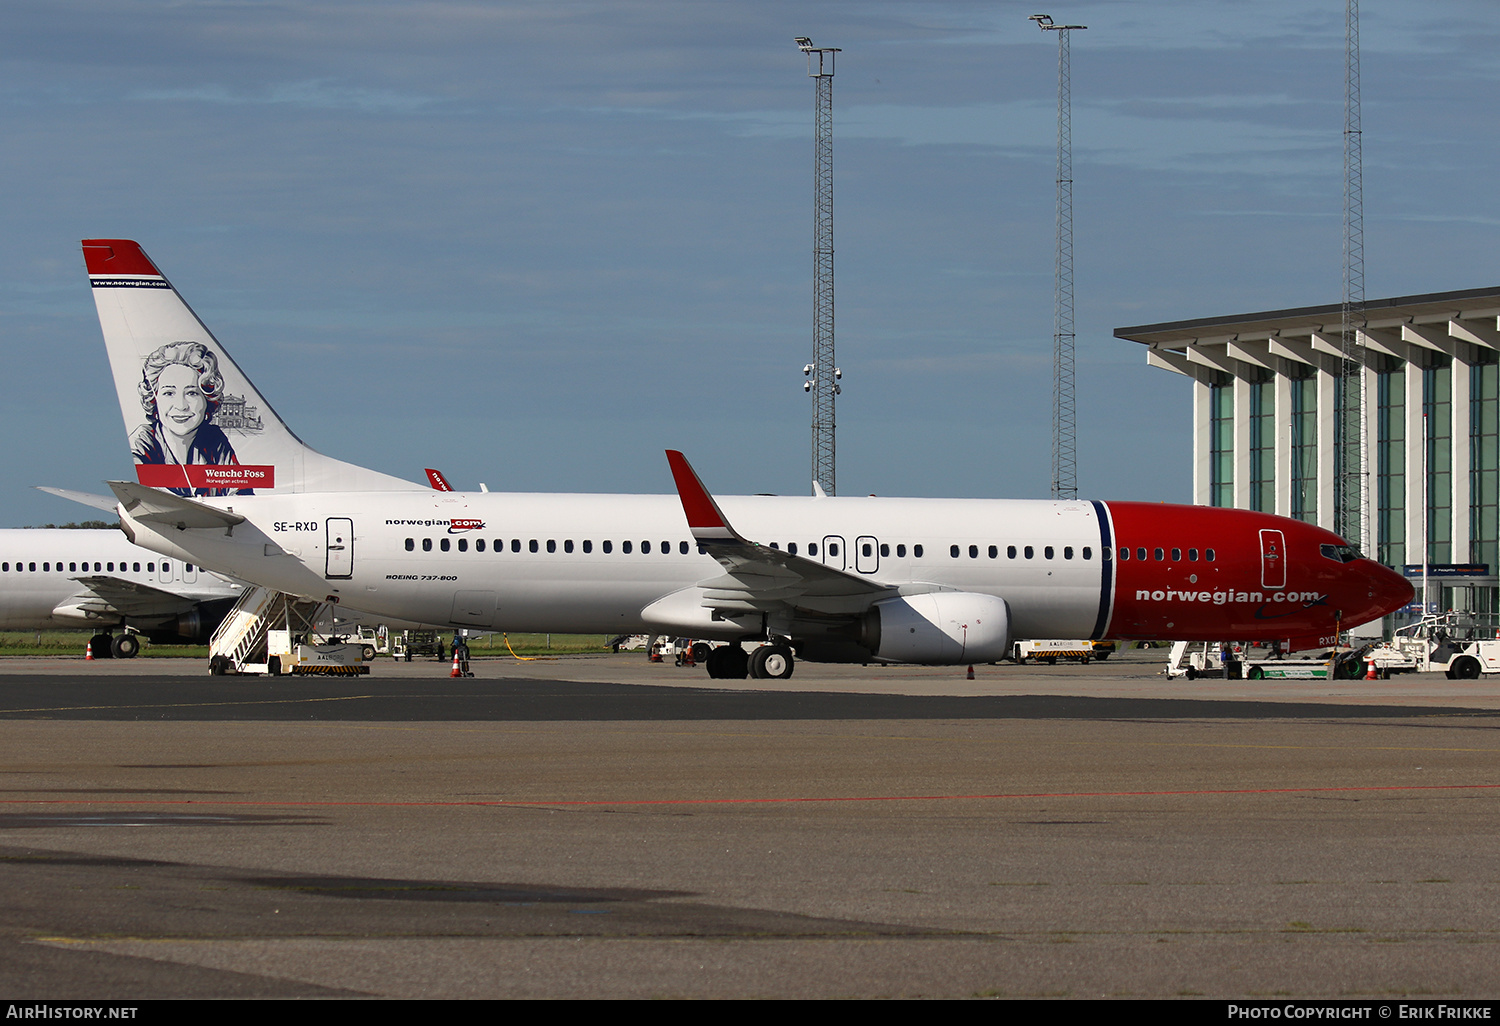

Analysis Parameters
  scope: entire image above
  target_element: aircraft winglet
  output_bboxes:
[665,450,740,544]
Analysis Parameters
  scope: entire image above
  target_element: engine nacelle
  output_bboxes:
[863,592,1011,664]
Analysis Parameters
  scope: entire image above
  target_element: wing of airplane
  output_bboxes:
[56,575,201,622]
[664,449,892,618]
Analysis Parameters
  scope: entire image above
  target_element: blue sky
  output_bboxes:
[4,1,1499,525]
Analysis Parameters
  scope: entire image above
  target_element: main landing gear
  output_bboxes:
[704,642,795,680]
[88,632,140,659]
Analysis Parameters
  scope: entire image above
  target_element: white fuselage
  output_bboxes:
[120,491,1110,640]
[0,528,242,630]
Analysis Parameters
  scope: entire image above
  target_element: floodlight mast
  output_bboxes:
[1338,0,1368,553]
[796,36,841,497]
[1031,14,1085,502]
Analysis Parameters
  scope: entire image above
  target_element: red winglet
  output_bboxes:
[665,450,737,540]
[81,239,163,277]
[425,468,453,492]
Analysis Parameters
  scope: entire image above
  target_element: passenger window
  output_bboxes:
[512,539,521,553]
[680,541,690,554]
[896,544,905,557]
[1153,548,1163,561]
[623,541,633,554]
[862,543,872,557]
[829,543,839,557]
[1188,548,1199,561]
[1007,545,1017,559]
[457,538,467,552]
[1137,548,1147,561]
[147,563,154,572]
[809,543,818,556]
[969,545,978,558]
[69,562,77,572]
[1119,547,1128,560]
[1064,547,1073,559]
[529,540,539,553]
[1083,547,1092,560]
[564,540,574,553]
[546,540,556,553]
[913,544,924,558]
[770,542,780,550]
[642,541,651,554]
[1024,546,1034,559]
[440,539,451,552]
[788,542,797,555]
[661,541,670,554]
[1171,548,1181,561]
[950,545,960,558]
[1206,549,1216,561]
[476,539,486,552]
[603,540,613,554]
[43,562,49,572]
[880,543,889,557]
[988,545,997,558]
[1044,546,1054,559]
[133,562,140,572]
[583,540,592,553]
[405,538,414,551]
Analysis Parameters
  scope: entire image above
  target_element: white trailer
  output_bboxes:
[1165,641,1363,680]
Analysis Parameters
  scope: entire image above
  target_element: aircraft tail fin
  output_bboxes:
[82,240,419,497]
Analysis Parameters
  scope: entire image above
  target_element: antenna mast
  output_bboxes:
[1338,0,1367,548]
[796,37,841,497]
[1032,14,1085,501]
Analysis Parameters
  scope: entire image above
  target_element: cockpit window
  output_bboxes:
[1320,543,1364,563]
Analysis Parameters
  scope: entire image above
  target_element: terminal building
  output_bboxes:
[1116,287,1500,621]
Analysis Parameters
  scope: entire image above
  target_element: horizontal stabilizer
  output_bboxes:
[35,486,120,514]
[108,480,246,531]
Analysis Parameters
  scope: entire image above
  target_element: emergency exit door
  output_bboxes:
[1259,529,1285,590]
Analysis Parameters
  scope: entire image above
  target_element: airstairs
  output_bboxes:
[208,586,349,675]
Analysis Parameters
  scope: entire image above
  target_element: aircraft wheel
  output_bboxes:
[1185,667,1198,681]
[361,645,377,661]
[1452,655,1482,680]
[726,645,749,679]
[89,634,114,659]
[268,656,283,677]
[691,642,711,664]
[750,644,795,680]
[111,634,140,659]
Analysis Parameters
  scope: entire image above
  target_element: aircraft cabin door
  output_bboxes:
[855,535,879,574]
[326,518,354,579]
[1259,529,1286,590]
[822,536,846,571]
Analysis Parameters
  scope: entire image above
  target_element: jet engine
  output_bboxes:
[857,592,1011,664]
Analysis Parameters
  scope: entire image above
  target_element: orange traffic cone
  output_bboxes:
[966,665,975,680]
[450,650,463,678]
[1365,658,1378,681]
[85,640,93,661]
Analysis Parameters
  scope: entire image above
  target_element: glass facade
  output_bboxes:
[1249,376,1274,512]
[1376,357,1405,568]
[1290,372,1317,522]
[1210,376,1233,508]
[1472,351,1499,576]
[1424,357,1452,564]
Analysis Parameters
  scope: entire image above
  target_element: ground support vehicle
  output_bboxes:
[1366,613,1500,679]
[1164,641,1366,680]
[392,629,446,662]
[1013,639,1093,665]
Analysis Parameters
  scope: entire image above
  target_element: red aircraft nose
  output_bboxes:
[1365,561,1415,621]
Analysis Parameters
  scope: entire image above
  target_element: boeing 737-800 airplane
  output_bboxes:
[77,239,1412,678]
